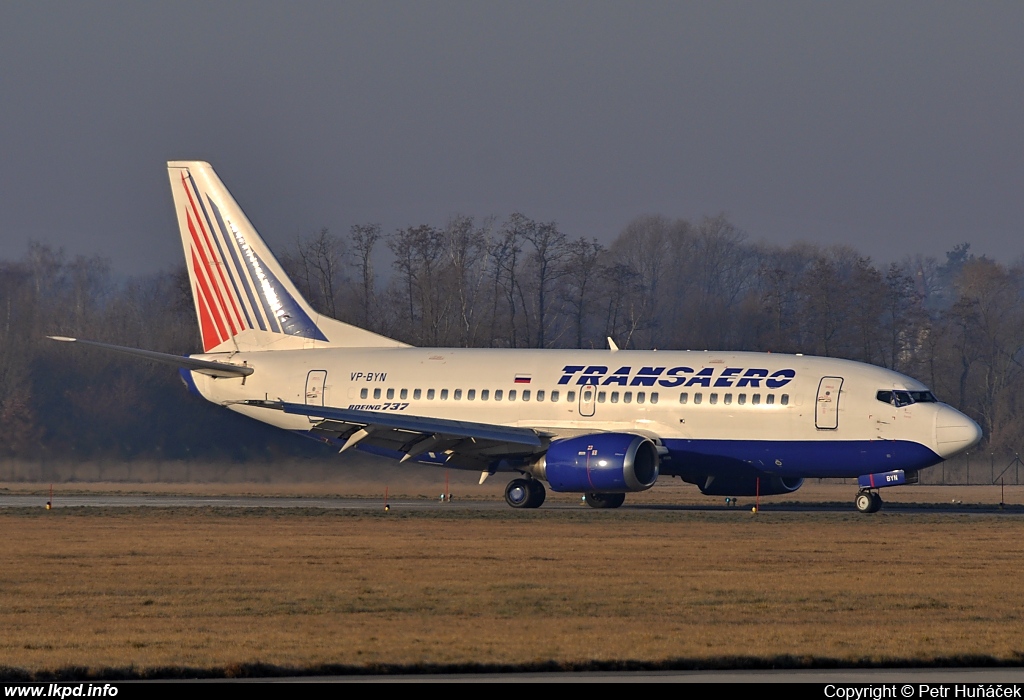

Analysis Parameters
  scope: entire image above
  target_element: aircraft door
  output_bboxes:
[815,376,843,430]
[305,370,327,423]
[578,385,596,417]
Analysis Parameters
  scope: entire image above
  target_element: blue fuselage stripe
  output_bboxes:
[660,438,942,479]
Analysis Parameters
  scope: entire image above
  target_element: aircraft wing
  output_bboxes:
[244,401,548,470]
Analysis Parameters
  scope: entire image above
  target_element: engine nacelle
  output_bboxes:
[697,474,804,496]
[535,433,660,493]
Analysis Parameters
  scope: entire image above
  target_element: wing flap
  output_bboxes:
[245,401,546,466]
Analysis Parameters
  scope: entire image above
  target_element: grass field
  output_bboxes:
[2,483,1024,678]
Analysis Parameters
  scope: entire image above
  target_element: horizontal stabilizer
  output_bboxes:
[47,337,253,378]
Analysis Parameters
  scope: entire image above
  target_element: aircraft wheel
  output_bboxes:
[505,479,532,508]
[855,491,880,513]
[868,492,883,513]
[525,479,546,508]
[585,492,626,509]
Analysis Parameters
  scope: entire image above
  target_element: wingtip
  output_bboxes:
[47,336,76,342]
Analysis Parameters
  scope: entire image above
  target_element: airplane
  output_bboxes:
[51,161,983,513]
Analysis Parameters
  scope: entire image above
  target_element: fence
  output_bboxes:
[918,449,1022,485]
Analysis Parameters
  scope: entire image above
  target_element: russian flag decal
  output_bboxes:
[514,374,532,384]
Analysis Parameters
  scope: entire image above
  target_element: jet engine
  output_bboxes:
[697,474,804,496]
[534,433,659,493]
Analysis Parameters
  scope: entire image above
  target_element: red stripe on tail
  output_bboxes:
[195,283,223,352]
[192,249,228,347]
[186,210,238,336]
[180,174,246,333]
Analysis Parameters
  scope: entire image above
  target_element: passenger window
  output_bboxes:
[567,391,576,402]
[373,388,381,400]
[468,389,476,400]
[637,392,645,405]
[650,393,658,404]
[427,389,435,400]
[551,390,559,402]
[752,394,761,405]
[709,393,718,405]
[495,390,503,401]
[414,389,422,400]
[624,392,632,404]
[509,390,517,401]
[522,390,531,401]
[481,389,489,400]
[738,394,746,405]
[781,394,789,406]
[360,388,368,399]
[680,393,688,404]
[766,394,775,405]
[724,394,732,405]
[454,389,462,400]
[611,392,619,404]
[400,388,408,400]
[694,393,703,405]
[537,390,545,402]
[598,391,606,403]
[441,389,449,400]
[387,388,395,400]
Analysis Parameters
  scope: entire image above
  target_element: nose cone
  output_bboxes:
[934,405,983,459]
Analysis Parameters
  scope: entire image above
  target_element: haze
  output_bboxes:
[1,1,1021,273]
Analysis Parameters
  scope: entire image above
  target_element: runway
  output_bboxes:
[2,493,1021,515]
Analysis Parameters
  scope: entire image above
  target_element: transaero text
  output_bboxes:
[558,365,796,388]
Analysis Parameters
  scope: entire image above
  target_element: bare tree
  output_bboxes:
[349,223,381,330]
[442,215,489,346]
[607,215,674,348]
[387,225,446,345]
[284,228,344,318]
[524,221,568,348]
[489,214,532,348]
[561,237,604,348]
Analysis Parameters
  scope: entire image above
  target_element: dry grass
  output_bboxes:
[2,504,1024,675]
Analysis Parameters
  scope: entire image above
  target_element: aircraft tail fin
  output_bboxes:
[167,161,406,352]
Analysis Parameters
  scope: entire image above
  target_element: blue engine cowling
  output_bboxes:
[697,474,804,496]
[537,433,660,493]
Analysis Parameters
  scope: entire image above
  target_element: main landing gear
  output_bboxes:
[505,478,546,509]
[855,490,883,514]
[584,492,626,509]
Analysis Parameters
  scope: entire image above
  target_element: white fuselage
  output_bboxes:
[187,347,978,480]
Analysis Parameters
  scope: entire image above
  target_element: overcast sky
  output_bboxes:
[1,1,1022,274]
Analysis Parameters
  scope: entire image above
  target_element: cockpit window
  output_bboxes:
[876,390,937,407]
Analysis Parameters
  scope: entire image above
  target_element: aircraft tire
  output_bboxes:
[525,479,546,508]
[585,492,626,509]
[855,491,878,513]
[869,492,883,513]
[505,479,532,509]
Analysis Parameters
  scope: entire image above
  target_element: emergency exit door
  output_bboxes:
[578,385,596,417]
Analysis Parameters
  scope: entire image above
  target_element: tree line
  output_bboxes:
[2,212,1022,468]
